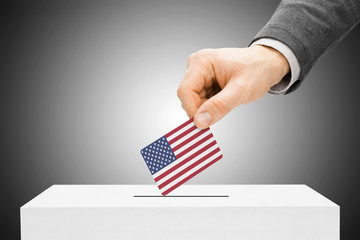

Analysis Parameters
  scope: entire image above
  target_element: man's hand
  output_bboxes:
[177,46,290,129]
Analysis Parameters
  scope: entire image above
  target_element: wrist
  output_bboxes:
[250,45,290,86]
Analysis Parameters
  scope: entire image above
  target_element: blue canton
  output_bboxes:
[141,136,177,175]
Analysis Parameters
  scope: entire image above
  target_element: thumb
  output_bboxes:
[194,81,241,129]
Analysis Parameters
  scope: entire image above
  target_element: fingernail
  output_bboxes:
[196,112,212,127]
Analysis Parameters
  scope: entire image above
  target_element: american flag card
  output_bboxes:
[140,118,223,195]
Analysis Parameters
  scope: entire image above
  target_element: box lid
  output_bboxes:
[21,185,338,208]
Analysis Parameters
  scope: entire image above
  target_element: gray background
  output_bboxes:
[1,0,359,239]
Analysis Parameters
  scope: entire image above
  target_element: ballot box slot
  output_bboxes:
[133,195,229,197]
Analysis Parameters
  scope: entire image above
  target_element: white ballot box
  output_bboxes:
[21,185,339,240]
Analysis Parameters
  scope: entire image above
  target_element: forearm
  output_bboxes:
[251,0,360,93]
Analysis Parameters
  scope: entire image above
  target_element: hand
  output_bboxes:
[177,46,290,128]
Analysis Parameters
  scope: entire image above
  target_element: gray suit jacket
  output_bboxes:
[251,0,360,94]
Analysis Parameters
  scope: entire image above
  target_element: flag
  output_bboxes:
[140,118,223,195]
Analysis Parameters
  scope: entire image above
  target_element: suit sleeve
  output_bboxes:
[251,0,360,94]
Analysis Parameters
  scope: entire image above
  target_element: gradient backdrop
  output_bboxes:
[2,0,359,239]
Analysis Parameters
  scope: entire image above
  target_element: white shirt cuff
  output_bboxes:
[251,38,301,95]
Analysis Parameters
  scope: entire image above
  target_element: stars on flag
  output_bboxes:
[141,137,176,174]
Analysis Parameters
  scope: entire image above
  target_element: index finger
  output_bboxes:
[177,61,214,117]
